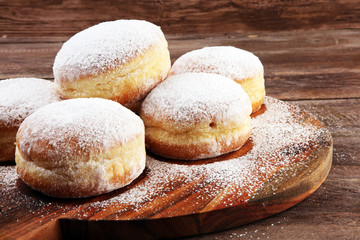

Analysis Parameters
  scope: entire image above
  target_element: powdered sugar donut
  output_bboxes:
[53,19,171,112]
[140,73,252,160]
[0,78,61,162]
[170,46,265,113]
[16,98,146,198]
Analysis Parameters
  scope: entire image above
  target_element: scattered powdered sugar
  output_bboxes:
[18,98,144,159]
[53,19,166,82]
[170,46,264,80]
[88,97,328,216]
[1,97,329,221]
[0,166,48,213]
[0,166,16,188]
[0,166,83,224]
[0,78,61,128]
[141,73,252,127]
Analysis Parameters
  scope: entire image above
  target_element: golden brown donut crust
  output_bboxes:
[15,98,146,198]
[54,20,171,109]
[0,78,61,162]
[140,73,253,160]
[0,126,17,161]
[16,136,146,198]
[56,43,171,107]
[144,117,251,160]
[169,46,265,113]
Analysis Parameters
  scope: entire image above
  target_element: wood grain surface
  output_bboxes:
[1,29,359,100]
[0,1,359,239]
[0,98,333,239]
[0,0,359,37]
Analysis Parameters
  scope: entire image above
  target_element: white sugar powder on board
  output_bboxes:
[89,97,326,212]
[0,97,329,219]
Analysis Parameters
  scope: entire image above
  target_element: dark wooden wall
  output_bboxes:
[0,0,359,38]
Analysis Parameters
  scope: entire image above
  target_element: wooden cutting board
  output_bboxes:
[0,97,333,240]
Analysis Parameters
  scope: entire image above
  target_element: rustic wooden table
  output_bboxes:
[0,1,359,239]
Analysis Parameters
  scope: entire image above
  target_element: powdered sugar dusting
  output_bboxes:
[0,78,61,128]
[0,166,48,212]
[170,46,264,80]
[0,166,84,225]
[88,97,329,216]
[53,19,166,82]
[18,98,144,159]
[1,97,330,222]
[141,73,252,127]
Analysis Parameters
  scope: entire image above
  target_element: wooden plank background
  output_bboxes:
[1,29,359,100]
[0,0,360,38]
[0,0,359,239]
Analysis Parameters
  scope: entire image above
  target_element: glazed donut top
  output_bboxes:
[17,98,144,161]
[170,46,264,81]
[53,19,167,82]
[0,78,60,128]
[141,73,252,129]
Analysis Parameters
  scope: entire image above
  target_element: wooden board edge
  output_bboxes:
[13,100,334,240]
[56,138,332,240]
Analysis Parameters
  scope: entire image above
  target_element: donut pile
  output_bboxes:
[0,19,265,198]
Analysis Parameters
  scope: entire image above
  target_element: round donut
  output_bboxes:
[170,46,265,113]
[15,98,146,198]
[0,78,61,162]
[140,73,252,160]
[53,19,171,112]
